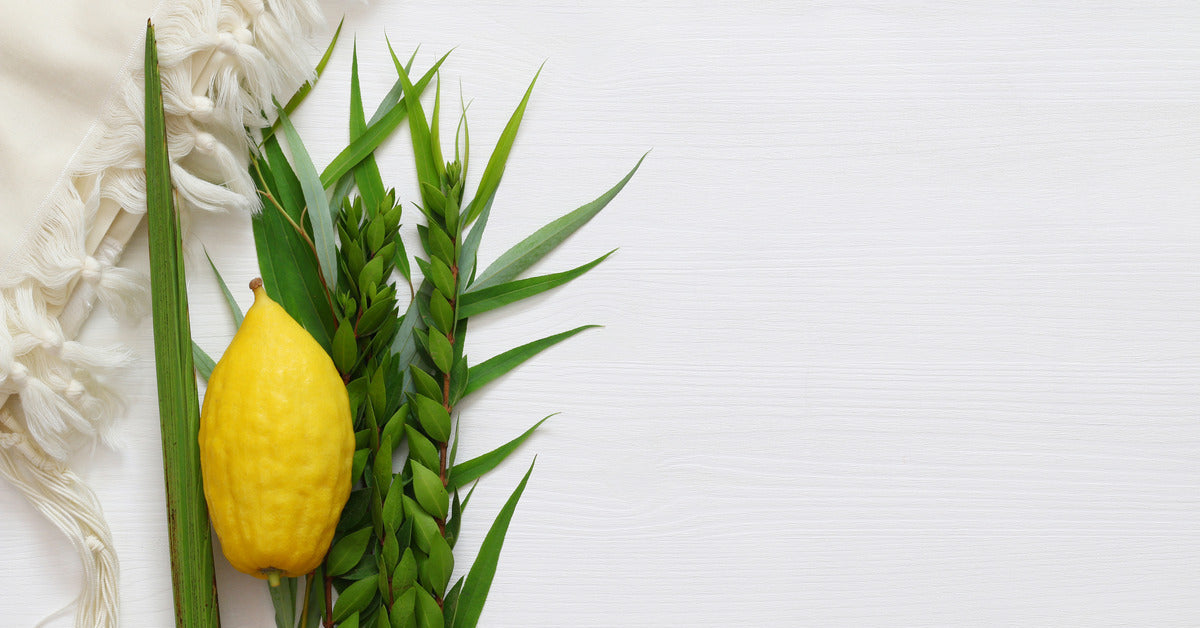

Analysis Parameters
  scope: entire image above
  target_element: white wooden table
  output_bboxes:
[3,1,1198,625]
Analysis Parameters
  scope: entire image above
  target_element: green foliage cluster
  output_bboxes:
[191,29,643,628]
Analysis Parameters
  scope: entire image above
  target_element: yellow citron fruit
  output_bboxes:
[199,278,353,585]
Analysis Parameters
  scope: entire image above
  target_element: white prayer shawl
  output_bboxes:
[0,0,323,625]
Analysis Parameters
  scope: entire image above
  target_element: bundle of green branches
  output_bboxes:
[185,34,642,628]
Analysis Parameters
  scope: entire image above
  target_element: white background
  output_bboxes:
[3,1,1200,626]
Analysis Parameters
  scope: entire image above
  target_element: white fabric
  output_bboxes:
[0,0,324,625]
[0,0,158,268]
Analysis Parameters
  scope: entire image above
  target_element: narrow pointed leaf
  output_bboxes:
[301,568,325,628]
[449,417,550,491]
[458,250,615,319]
[321,53,450,188]
[456,198,491,290]
[472,154,645,290]
[273,16,343,129]
[350,43,385,211]
[192,341,216,381]
[452,461,536,628]
[465,326,598,397]
[268,575,298,628]
[204,247,243,327]
[252,142,335,349]
[462,67,542,226]
[393,48,438,197]
[275,104,337,287]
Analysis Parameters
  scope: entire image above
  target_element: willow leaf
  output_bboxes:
[392,47,439,199]
[448,418,550,491]
[192,341,216,382]
[451,461,535,628]
[268,575,298,628]
[144,22,220,628]
[462,66,541,226]
[457,197,492,292]
[268,16,344,138]
[275,104,337,288]
[250,151,333,350]
[320,52,449,188]
[457,250,615,319]
[204,247,243,327]
[350,42,385,212]
[472,154,645,291]
[464,326,597,397]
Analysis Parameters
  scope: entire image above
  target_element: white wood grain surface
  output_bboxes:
[3,1,1198,626]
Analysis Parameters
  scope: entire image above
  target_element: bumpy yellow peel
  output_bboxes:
[199,278,353,581]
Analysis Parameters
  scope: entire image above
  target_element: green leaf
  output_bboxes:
[428,291,453,335]
[275,103,338,288]
[428,257,456,302]
[192,341,216,381]
[394,235,413,287]
[442,577,465,628]
[350,42,386,212]
[462,67,542,226]
[268,574,297,628]
[471,154,645,291]
[382,471,406,532]
[251,143,335,350]
[328,527,374,577]
[381,404,408,455]
[333,319,358,374]
[383,533,400,573]
[374,436,395,494]
[321,53,450,188]
[428,226,455,268]
[391,588,416,628]
[410,367,443,406]
[352,448,369,483]
[448,356,469,405]
[272,16,343,133]
[465,326,598,397]
[301,568,325,628]
[411,461,449,520]
[427,331,453,374]
[144,23,220,628]
[403,496,440,554]
[419,533,453,596]
[428,75,446,181]
[449,417,551,491]
[393,547,418,593]
[391,47,439,197]
[332,577,377,623]
[415,586,443,628]
[204,247,243,327]
[457,251,615,319]
[341,612,360,628]
[451,460,536,628]
[445,490,463,549]
[405,425,441,473]
[456,199,491,291]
